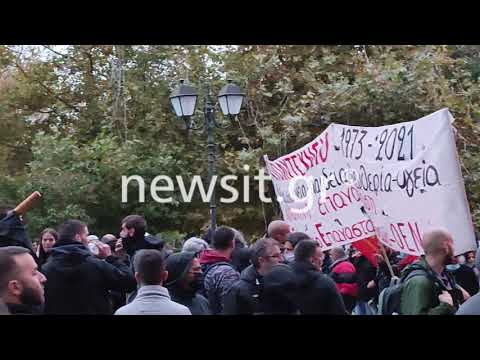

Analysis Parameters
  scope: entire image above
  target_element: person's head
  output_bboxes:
[465,251,476,266]
[284,232,310,263]
[87,235,99,243]
[121,215,147,240]
[422,229,455,266]
[261,263,299,314]
[182,237,210,255]
[294,240,324,271]
[165,252,203,293]
[58,220,89,246]
[285,232,310,252]
[251,238,283,276]
[267,220,291,245]
[212,226,236,255]
[101,234,118,253]
[231,247,253,273]
[330,247,346,262]
[0,246,47,306]
[133,249,168,287]
[39,228,58,254]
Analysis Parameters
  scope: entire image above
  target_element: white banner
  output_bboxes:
[265,108,476,256]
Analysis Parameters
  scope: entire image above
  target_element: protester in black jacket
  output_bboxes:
[42,220,136,314]
[165,251,211,315]
[260,263,300,314]
[116,215,167,303]
[223,238,282,314]
[290,240,347,315]
[118,215,166,260]
[448,262,479,297]
[351,253,377,303]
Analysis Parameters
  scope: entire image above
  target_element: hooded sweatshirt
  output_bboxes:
[42,240,136,314]
[165,252,211,315]
[198,249,240,314]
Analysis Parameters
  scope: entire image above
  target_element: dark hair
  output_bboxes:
[38,228,58,266]
[0,246,30,296]
[251,238,278,268]
[286,232,310,248]
[231,247,252,273]
[294,240,319,263]
[133,249,165,285]
[58,220,87,244]
[122,215,147,239]
[212,226,235,251]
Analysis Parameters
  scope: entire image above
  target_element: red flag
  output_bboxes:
[351,236,380,267]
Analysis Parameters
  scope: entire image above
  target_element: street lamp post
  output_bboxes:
[170,79,245,233]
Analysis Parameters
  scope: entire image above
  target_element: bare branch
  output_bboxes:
[42,45,69,59]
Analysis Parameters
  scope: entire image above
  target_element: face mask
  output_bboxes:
[446,264,461,271]
[190,273,204,293]
[284,251,295,263]
[457,255,466,265]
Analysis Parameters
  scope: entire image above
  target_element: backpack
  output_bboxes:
[377,268,438,315]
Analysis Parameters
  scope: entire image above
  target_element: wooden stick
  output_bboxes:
[14,191,42,215]
[378,241,395,279]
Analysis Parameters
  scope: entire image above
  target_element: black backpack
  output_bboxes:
[377,268,441,315]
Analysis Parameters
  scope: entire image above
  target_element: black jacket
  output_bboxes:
[222,264,263,315]
[351,255,377,302]
[169,288,211,315]
[6,303,43,315]
[450,264,479,297]
[42,241,136,314]
[290,261,347,315]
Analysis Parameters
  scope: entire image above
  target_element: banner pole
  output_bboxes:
[378,242,395,279]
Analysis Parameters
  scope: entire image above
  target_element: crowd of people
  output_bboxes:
[1,207,480,315]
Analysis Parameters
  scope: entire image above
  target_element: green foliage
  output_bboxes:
[156,230,186,250]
